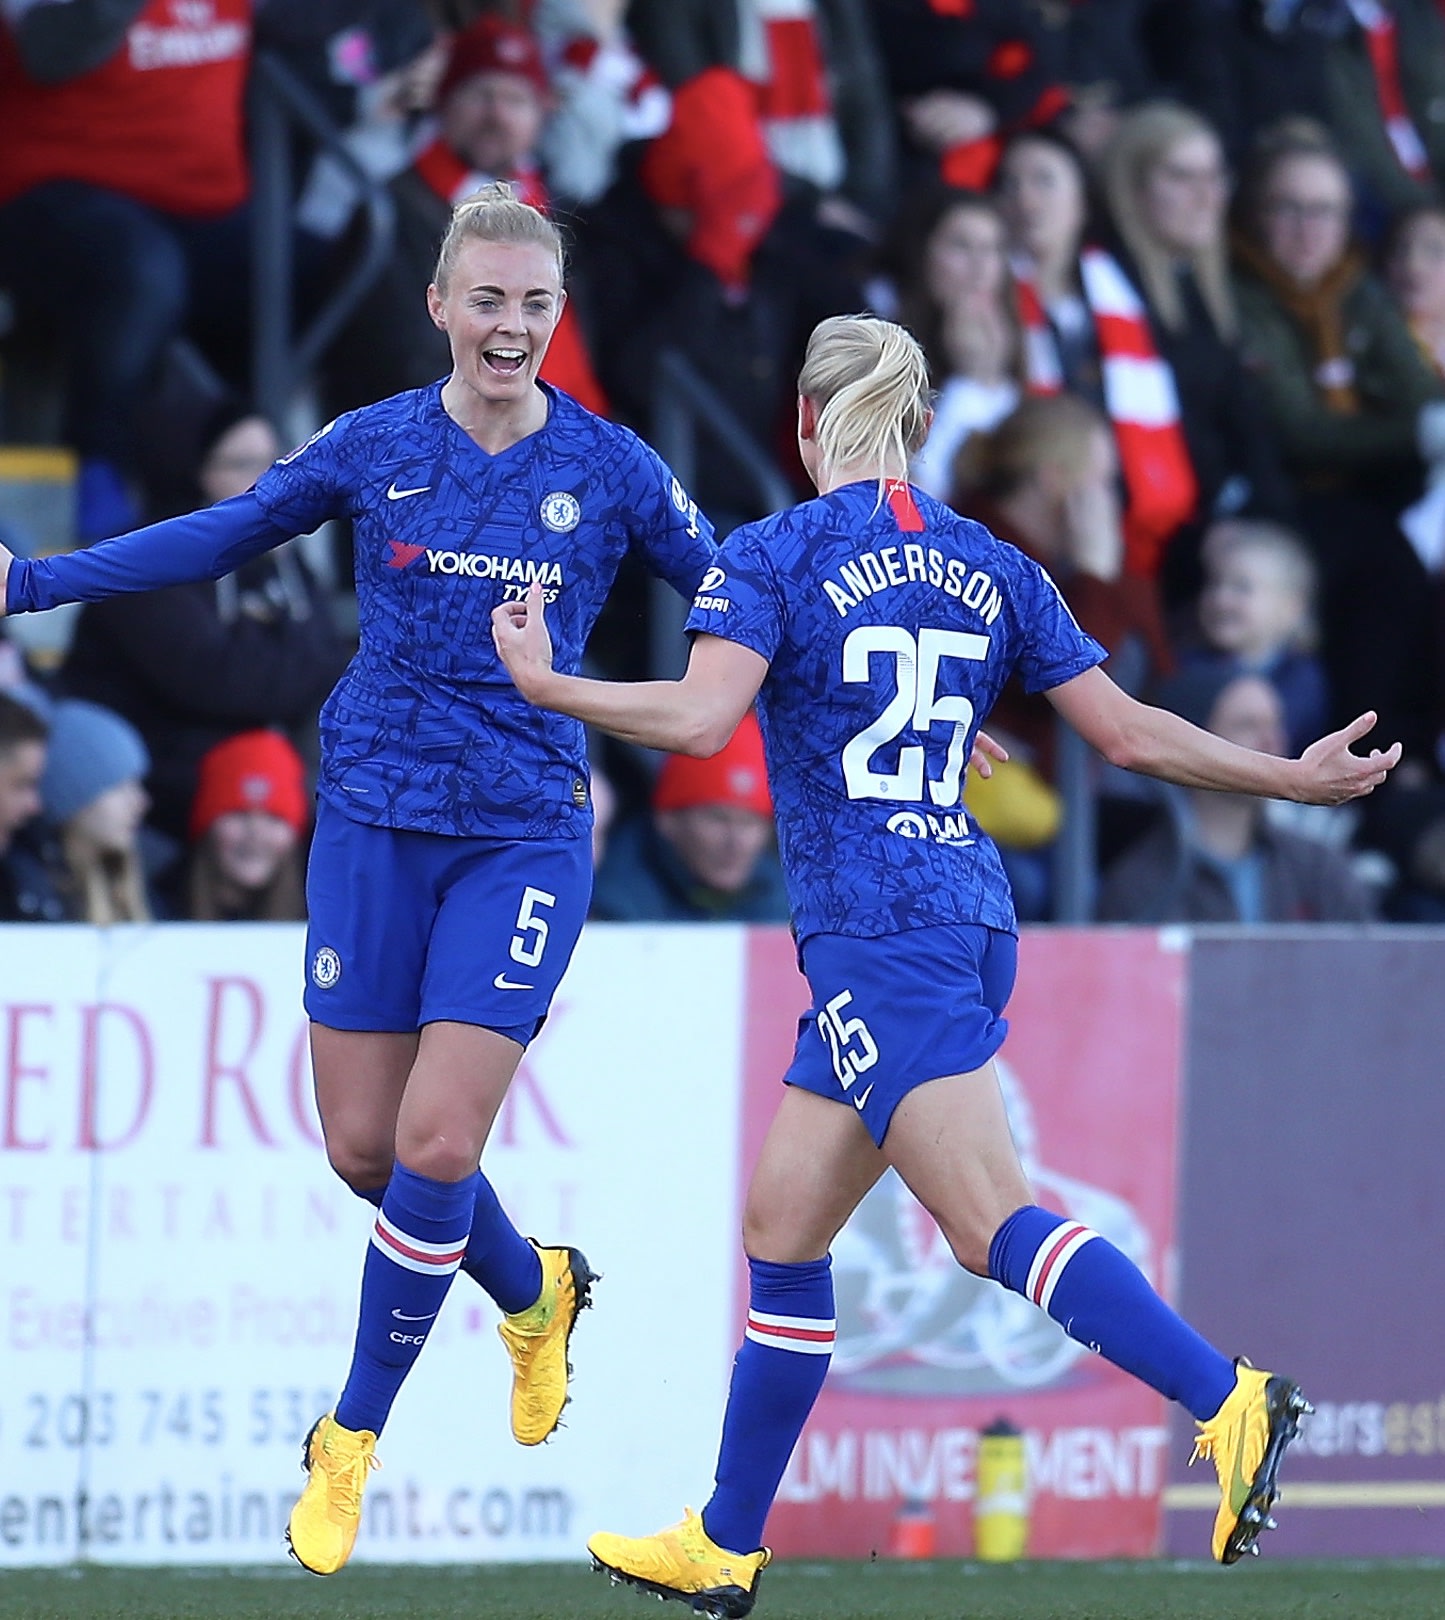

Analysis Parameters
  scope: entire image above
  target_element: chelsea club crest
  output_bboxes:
[540,491,581,533]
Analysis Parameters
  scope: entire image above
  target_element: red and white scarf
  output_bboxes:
[1016,248,1198,578]
[1349,0,1431,179]
[554,34,671,142]
[413,138,549,211]
[737,0,844,193]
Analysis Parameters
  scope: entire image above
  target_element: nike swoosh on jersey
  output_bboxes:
[493,973,534,991]
[852,1084,874,1111]
[386,481,432,500]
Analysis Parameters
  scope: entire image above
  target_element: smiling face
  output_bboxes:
[427,235,564,408]
[209,809,298,893]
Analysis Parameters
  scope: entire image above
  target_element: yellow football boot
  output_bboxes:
[497,1241,596,1445]
[285,1413,379,1575]
[1190,1359,1312,1563]
[589,1508,771,1619]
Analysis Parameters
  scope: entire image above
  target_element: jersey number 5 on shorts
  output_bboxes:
[841,626,991,806]
[818,989,878,1101]
[510,887,556,966]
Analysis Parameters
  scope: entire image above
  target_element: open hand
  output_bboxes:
[1295,712,1401,804]
[490,582,555,700]
[970,729,1008,781]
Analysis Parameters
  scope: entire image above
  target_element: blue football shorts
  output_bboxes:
[302,798,592,1045]
[783,922,1018,1146]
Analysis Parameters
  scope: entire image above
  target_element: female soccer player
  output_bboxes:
[0,183,717,1576]
[492,314,1400,1618]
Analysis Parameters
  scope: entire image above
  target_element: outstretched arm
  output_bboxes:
[1,494,296,617]
[494,586,767,754]
[1047,664,1400,805]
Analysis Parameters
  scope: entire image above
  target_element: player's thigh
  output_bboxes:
[394,1021,526,1182]
[310,1024,418,1188]
[743,1087,884,1263]
[882,1059,1033,1277]
[303,801,434,1032]
[418,834,591,1040]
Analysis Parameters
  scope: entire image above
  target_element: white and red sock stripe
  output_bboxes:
[744,1308,836,1356]
[1023,1220,1099,1314]
[370,1209,468,1276]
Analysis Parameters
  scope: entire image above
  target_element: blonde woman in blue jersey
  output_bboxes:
[493,314,1400,1619]
[0,184,717,1575]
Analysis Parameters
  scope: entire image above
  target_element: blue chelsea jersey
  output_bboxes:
[253,382,717,838]
[684,481,1106,941]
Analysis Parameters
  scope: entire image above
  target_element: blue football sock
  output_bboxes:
[334,1162,478,1435]
[460,1173,543,1315]
[349,1173,540,1315]
[702,1256,835,1554]
[988,1204,1236,1422]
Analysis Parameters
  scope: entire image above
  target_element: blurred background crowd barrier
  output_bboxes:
[1,920,1441,1567]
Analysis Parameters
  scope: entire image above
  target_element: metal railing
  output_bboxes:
[248,52,396,428]
[648,349,793,678]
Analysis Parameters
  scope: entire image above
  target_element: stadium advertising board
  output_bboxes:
[742,929,1187,1559]
[1165,930,1445,1559]
[0,924,743,1566]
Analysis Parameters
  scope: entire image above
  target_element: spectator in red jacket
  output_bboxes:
[0,0,254,540]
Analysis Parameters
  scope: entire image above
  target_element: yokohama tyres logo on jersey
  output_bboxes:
[385,541,564,600]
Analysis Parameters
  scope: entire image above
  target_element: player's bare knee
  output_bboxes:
[742,1205,830,1265]
[326,1140,393,1192]
[394,1133,478,1185]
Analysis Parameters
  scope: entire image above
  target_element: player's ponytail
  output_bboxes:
[797,315,931,491]
[433,180,566,291]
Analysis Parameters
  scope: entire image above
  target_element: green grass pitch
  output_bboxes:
[1,1561,1442,1620]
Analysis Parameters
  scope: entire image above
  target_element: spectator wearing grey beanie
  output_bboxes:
[39,700,153,924]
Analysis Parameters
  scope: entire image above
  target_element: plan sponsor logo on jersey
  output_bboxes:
[693,565,730,613]
[539,491,581,533]
[885,810,975,848]
[384,541,564,600]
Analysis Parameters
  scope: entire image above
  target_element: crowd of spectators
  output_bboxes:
[5,0,1445,924]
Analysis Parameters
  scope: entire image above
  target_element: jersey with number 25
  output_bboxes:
[685,480,1107,942]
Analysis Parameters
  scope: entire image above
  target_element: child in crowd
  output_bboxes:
[39,699,153,924]
[1187,520,1330,757]
[182,729,309,922]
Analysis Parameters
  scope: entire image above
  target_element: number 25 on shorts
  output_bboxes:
[818,989,879,1092]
